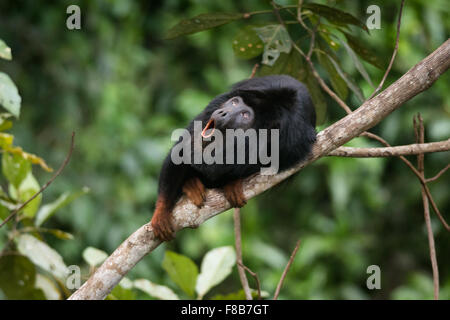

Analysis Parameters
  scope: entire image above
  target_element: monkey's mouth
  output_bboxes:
[201,119,215,139]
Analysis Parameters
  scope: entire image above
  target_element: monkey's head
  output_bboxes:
[201,96,255,138]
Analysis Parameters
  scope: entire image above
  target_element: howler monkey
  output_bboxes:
[151,75,316,241]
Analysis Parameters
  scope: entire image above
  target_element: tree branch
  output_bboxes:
[329,140,450,158]
[414,115,439,300]
[233,208,252,300]
[69,39,450,300]
[273,240,301,300]
[367,0,405,100]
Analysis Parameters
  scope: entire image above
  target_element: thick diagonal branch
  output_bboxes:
[69,39,450,300]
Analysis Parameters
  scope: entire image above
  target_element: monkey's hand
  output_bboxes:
[150,197,175,241]
[183,177,206,207]
[223,179,247,208]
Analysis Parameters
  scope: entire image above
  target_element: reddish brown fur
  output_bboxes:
[223,179,247,208]
[151,195,174,241]
[182,177,206,207]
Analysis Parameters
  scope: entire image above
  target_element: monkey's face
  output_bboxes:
[201,96,255,138]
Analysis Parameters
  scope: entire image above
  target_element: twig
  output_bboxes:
[250,64,259,79]
[426,164,449,183]
[296,0,312,34]
[414,115,439,300]
[273,240,301,300]
[237,261,262,300]
[0,132,75,228]
[368,0,405,100]
[329,141,450,157]
[233,62,261,301]
[293,42,353,114]
[275,0,352,114]
[233,208,252,300]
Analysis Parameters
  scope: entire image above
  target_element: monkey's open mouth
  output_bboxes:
[201,119,215,138]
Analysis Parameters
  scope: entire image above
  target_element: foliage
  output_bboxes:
[0,0,448,300]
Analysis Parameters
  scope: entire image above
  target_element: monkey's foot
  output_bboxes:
[151,198,175,241]
[223,179,247,208]
[183,177,206,207]
[151,215,175,241]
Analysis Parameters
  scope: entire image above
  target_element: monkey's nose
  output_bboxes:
[213,109,228,118]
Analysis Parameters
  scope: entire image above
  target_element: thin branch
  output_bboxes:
[368,0,405,100]
[0,132,75,228]
[414,115,439,300]
[328,140,450,157]
[250,63,259,79]
[273,240,301,300]
[294,42,353,114]
[237,261,262,300]
[233,208,252,300]
[68,40,450,300]
[426,164,449,183]
[296,0,312,34]
[233,61,261,300]
[282,0,352,114]
[271,1,285,27]
[421,187,439,299]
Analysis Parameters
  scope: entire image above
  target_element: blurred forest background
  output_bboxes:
[0,0,449,299]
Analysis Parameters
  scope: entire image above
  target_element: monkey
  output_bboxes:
[150,75,316,241]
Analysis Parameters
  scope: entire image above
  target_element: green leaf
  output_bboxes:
[35,274,62,300]
[107,283,136,300]
[43,228,74,240]
[162,250,198,297]
[258,49,305,79]
[0,132,13,149]
[3,145,52,172]
[2,151,31,188]
[303,4,368,32]
[212,289,269,300]
[343,32,384,69]
[16,234,68,280]
[317,51,348,100]
[166,13,244,39]
[134,279,179,300]
[254,25,292,66]
[0,39,12,60]
[82,246,108,267]
[0,255,45,299]
[35,187,89,226]
[9,171,41,218]
[0,72,21,118]
[340,39,374,87]
[0,120,12,131]
[326,54,365,102]
[211,289,247,300]
[232,26,264,59]
[303,67,327,125]
[319,29,340,50]
[195,246,236,299]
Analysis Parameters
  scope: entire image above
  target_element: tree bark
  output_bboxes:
[328,140,450,158]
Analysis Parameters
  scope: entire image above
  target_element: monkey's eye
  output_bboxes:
[231,98,239,106]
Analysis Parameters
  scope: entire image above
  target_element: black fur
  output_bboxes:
[152,75,316,240]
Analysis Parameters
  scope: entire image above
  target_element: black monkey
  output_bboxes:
[151,75,316,241]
